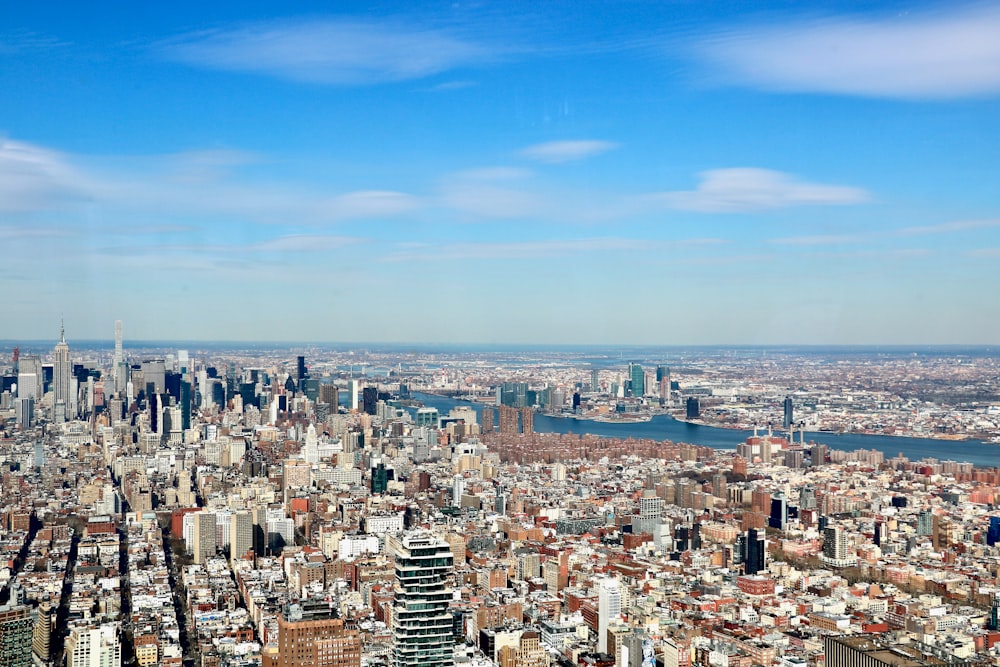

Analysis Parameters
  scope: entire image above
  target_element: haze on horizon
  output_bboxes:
[1,1,998,345]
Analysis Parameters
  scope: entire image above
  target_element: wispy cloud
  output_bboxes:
[0,138,419,225]
[654,168,869,213]
[695,6,1000,98]
[383,237,722,262]
[968,247,1000,258]
[520,140,618,164]
[156,18,502,85]
[898,219,1000,235]
[0,139,95,213]
[769,234,863,246]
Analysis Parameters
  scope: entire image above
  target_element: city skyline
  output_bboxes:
[2,1,999,344]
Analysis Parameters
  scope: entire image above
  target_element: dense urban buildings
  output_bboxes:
[2,331,1000,667]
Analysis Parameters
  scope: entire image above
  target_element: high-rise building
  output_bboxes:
[390,532,455,667]
[296,356,308,383]
[987,516,1000,547]
[769,494,788,530]
[320,384,339,411]
[782,396,794,429]
[0,604,34,667]
[31,601,52,666]
[480,407,494,433]
[520,408,533,434]
[362,387,378,415]
[629,363,644,397]
[685,397,700,419]
[591,369,600,393]
[193,511,217,564]
[231,510,253,564]
[65,624,121,667]
[349,380,360,411]
[52,323,72,422]
[262,600,360,667]
[597,577,621,654]
[821,525,856,567]
[742,529,765,575]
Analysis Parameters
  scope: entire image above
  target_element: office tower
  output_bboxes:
[657,366,671,406]
[320,384,339,411]
[769,494,788,530]
[499,382,528,408]
[180,380,192,431]
[31,601,52,666]
[231,510,253,564]
[987,516,1000,547]
[65,624,121,667]
[263,600,360,667]
[628,363,644,397]
[597,577,621,653]
[390,532,455,667]
[15,372,37,401]
[686,397,699,419]
[362,387,378,415]
[193,511,217,564]
[349,380,360,411]
[0,604,34,667]
[782,396,793,429]
[52,323,72,422]
[591,369,600,392]
[989,595,1000,631]
[520,408,533,434]
[743,529,765,575]
[296,356,307,382]
[371,462,390,494]
[14,398,32,429]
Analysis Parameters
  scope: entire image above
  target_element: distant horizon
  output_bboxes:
[2,338,997,353]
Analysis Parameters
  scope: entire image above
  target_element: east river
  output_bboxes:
[412,393,1000,468]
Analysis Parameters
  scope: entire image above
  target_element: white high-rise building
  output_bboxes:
[303,424,319,463]
[597,577,622,653]
[66,623,121,667]
[350,380,361,411]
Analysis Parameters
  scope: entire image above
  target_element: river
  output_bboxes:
[411,392,1000,468]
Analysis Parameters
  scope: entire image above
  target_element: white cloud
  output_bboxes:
[384,237,722,262]
[655,168,869,213]
[520,140,618,164]
[0,139,93,213]
[0,138,419,225]
[898,219,1000,235]
[769,234,863,246]
[248,234,362,252]
[157,18,499,85]
[696,6,1000,98]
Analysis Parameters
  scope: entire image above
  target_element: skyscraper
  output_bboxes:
[390,532,455,667]
[783,396,794,429]
[52,323,72,422]
[193,511,217,564]
[629,363,644,397]
[743,529,765,575]
[597,577,621,654]
[231,510,253,564]
[0,604,34,667]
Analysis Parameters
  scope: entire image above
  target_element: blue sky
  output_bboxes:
[2,1,998,344]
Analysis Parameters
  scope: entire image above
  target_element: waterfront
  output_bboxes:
[413,393,1000,468]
